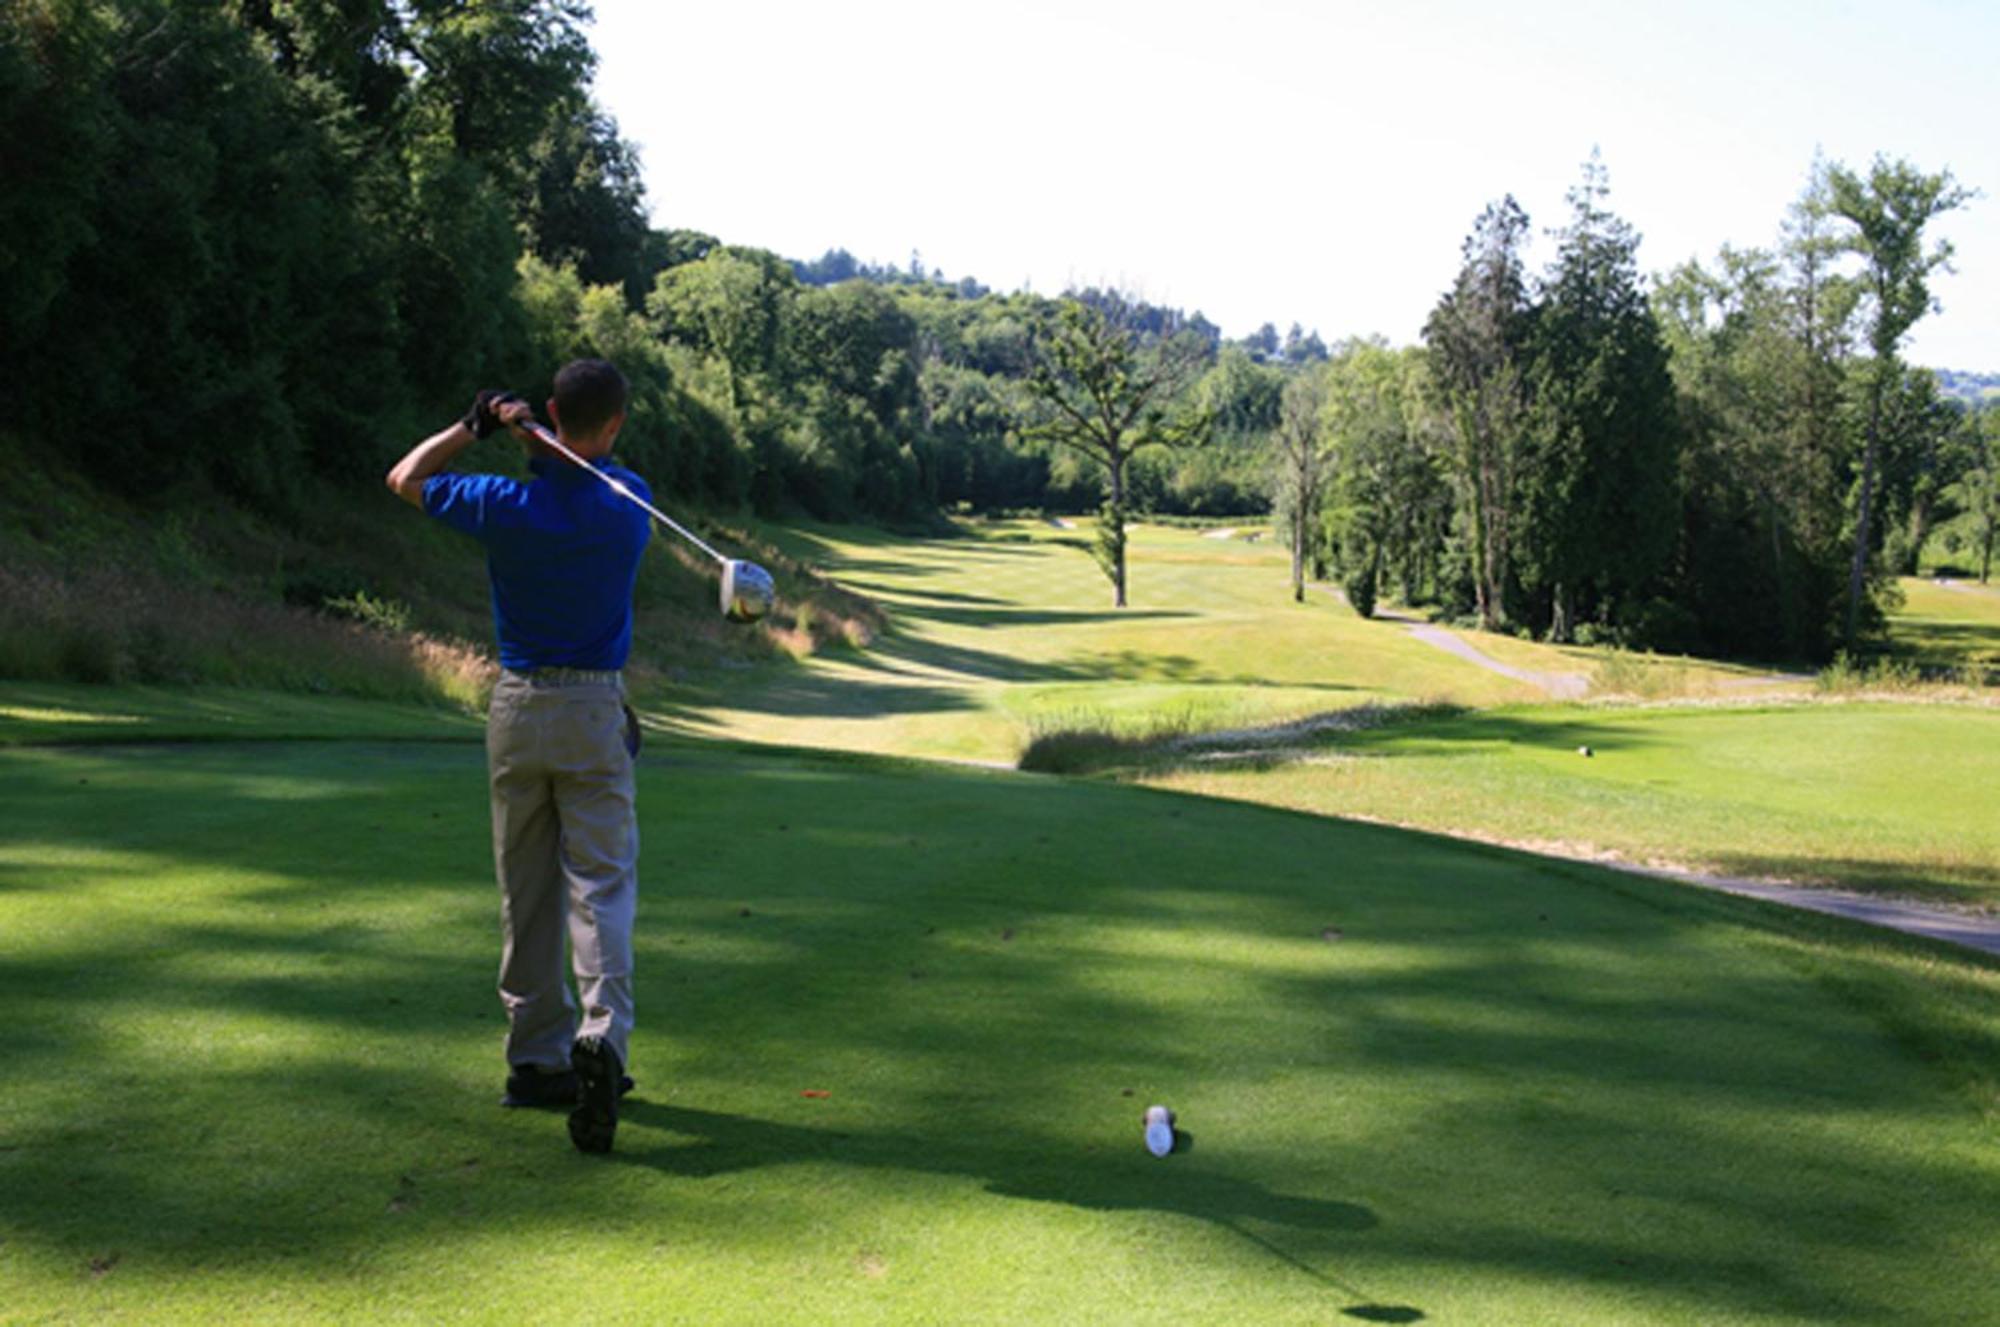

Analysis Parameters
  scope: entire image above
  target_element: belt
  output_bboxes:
[503,667,624,687]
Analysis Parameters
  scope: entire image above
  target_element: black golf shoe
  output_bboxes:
[568,1035,622,1154]
[502,1063,637,1110]
[501,1064,578,1109]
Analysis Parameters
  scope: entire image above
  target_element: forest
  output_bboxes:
[4,0,1993,663]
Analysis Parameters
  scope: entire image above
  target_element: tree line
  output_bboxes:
[5,3,1990,663]
[0,1,1271,526]
[1295,153,1984,661]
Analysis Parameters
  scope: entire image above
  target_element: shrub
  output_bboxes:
[1816,652,1924,694]
[1590,650,1699,700]
[1343,564,1377,619]
[1018,709,1198,775]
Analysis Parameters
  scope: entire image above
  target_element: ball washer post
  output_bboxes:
[517,419,776,624]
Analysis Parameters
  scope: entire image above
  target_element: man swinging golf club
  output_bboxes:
[386,358,648,1154]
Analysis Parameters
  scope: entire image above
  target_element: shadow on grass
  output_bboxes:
[889,603,1195,629]
[622,1101,1397,1304]
[1,741,1996,1322]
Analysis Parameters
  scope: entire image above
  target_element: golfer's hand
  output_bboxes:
[462,389,526,440]
[495,397,536,435]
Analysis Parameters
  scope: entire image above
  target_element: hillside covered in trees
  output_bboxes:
[3,1,1993,669]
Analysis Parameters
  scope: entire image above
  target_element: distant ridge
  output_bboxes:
[1933,367,2000,406]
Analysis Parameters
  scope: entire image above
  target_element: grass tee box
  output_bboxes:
[3,710,1998,1323]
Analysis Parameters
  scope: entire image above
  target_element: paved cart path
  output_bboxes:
[1338,809,2000,957]
[1626,865,2000,956]
[1349,600,1591,698]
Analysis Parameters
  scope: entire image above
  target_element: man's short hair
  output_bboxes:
[553,359,630,437]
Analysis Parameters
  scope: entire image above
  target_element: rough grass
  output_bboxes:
[0,560,494,709]
[1,710,1997,1323]
[0,442,887,716]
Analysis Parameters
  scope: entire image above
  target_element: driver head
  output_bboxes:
[721,560,775,623]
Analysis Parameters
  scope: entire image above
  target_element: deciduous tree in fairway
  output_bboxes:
[1827,156,1973,650]
[1022,296,1210,607]
[1425,197,1534,631]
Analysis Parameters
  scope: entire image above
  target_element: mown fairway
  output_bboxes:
[675,521,2000,907]
[1149,703,2000,909]
[1890,576,2000,681]
[677,520,1761,763]
[2,723,1997,1324]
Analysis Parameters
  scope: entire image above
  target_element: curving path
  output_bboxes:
[1313,586,1590,698]
[1625,864,2000,956]
[1334,810,2000,958]
[1374,608,1591,699]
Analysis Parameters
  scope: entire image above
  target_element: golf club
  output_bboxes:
[515,418,775,624]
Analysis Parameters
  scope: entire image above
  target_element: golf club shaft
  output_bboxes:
[517,420,728,567]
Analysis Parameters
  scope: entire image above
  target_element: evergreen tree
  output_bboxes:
[1517,156,1680,643]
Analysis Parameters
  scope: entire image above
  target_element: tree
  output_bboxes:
[1950,409,2000,583]
[1424,196,1533,630]
[1022,295,1209,606]
[1319,342,1452,617]
[1825,156,1973,649]
[646,247,796,410]
[1270,368,1329,602]
[1515,157,1680,643]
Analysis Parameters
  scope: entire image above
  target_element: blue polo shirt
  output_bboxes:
[424,456,653,672]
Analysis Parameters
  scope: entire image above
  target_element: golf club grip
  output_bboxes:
[516,419,728,566]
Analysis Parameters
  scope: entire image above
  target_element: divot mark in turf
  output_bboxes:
[1321,926,1343,942]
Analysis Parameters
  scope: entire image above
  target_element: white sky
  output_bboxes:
[589,0,1996,369]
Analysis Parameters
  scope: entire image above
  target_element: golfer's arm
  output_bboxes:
[386,421,477,507]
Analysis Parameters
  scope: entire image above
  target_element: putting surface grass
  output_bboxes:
[4,731,1997,1323]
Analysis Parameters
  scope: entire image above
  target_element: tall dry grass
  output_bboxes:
[0,561,494,709]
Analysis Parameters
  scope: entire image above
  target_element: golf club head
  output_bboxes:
[720,559,775,623]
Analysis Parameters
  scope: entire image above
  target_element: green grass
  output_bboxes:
[0,681,482,746]
[1887,576,2000,682]
[1140,701,2000,910]
[2,704,1997,1323]
[677,519,1738,763]
[6,526,1999,1320]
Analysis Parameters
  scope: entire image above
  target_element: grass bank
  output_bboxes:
[0,444,881,714]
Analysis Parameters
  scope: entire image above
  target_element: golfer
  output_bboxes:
[386,359,651,1154]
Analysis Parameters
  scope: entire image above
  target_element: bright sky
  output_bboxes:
[589,0,1995,370]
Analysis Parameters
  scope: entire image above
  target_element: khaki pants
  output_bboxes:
[486,671,638,1070]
